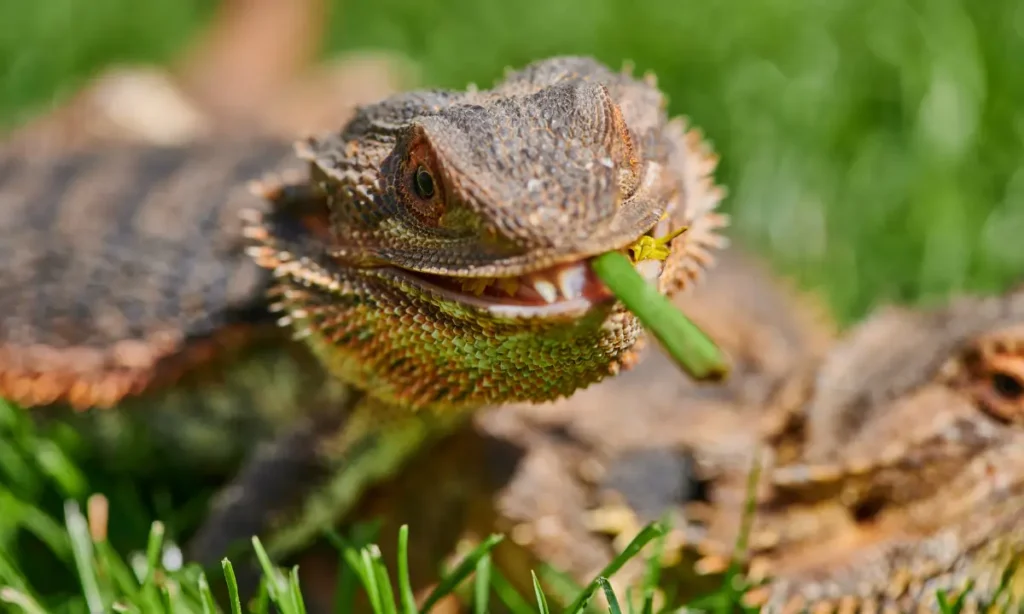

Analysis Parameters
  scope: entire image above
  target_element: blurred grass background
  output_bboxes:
[1,0,1023,609]
[2,0,1023,322]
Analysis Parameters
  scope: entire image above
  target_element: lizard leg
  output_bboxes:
[185,394,475,578]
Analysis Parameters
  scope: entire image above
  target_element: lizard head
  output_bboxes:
[320,82,657,276]
[787,287,1024,469]
[245,57,727,411]
[690,284,1024,611]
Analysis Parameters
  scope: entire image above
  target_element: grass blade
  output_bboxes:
[197,572,218,614]
[289,565,308,614]
[325,524,380,613]
[0,491,72,559]
[396,525,418,614]
[720,454,763,606]
[562,523,665,614]
[31,438,88,499]
[538,565,590,611]
[221,559,243,614]
[936,579,974,614]
[489,568,536,614]
[360,548,384,613]
[0,587,48,614]
[64,500,106,614]
[474,551,492,614]
[253,577,270,614]
[141,521,166,596]
[597,578,622,614]
[532,571,551,614]
[252,536,293,612]
[159,585,173,613]
[93,540,143,603]
[0,545,32,593]
[640,514,671,614]
[591,251,727,381]
[421,534,504,612]
[369,545,398,614]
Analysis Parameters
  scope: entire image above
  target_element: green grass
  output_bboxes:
[0,398,687,613]
[2,399,1016,613]
[0,418,684,614]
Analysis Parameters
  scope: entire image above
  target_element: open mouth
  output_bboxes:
[413,259,617,305]
[389,223,671,315]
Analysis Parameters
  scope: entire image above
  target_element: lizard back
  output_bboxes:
[0,138,300,408]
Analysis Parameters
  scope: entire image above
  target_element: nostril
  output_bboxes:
[851,494,886,524]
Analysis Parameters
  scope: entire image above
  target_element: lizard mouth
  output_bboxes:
[244,199,670,318]
[389,225,668,317]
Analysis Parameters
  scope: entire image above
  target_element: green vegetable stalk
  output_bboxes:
[592,228,729,381]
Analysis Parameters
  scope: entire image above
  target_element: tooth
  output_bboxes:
[556,265,587,300]
[532,279,559,303]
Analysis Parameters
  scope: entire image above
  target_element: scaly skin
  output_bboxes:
[343,251,1024,612]
[0,56,728,580]
[715,289,1024,613]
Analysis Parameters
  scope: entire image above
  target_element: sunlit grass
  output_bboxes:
[0,483,675,613]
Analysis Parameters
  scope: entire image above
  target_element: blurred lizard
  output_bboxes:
[0,54,729,592]
[347,248,1024,612]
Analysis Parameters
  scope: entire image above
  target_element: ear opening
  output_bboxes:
[245,172,333,260]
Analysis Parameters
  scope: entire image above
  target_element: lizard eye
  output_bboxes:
[958,341,1024,424]
[413,165,435,199]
